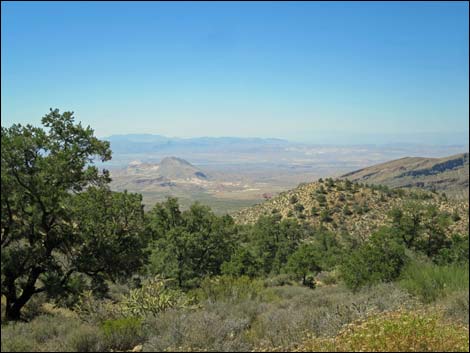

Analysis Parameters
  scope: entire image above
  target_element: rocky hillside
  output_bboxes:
[110,157,211,194]
[127,157,209,181]
[341,153,469,200]
[235,178,468,239]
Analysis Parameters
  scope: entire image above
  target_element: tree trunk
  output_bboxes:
[4,267,42,321]
[5,300,23,321]
[5,284,37,321]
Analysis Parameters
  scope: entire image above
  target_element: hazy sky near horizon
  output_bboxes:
[2,1,469,145]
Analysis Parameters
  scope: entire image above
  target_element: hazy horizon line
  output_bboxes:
[101,131,469,147]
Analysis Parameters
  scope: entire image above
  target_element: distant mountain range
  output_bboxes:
[341,153,469,199]
[104,134,289,154]
[101,134,468,171]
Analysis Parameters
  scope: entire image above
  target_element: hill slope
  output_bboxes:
[110,157,266,213]
[125,156,209,182]
[235,178,468,238]
[341,153,469,199]
[111,157,211,193]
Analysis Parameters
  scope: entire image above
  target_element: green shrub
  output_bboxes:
[399,261,469,303]
[435,233,469,265]
[290,195,298,204]
[352,203,363,215]
[452,211,461,222]
[101,317,144,351]
[310,207,319,216]
[320,209,332,222]
[316,194,327,206]
[342,205,352,216]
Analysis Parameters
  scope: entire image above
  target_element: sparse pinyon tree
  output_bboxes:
[1,109,148,320]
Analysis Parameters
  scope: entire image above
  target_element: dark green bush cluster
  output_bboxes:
[340,228,408,291]
[339,201,468,293]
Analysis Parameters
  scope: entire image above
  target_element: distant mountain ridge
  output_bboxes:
[104,134,290,154]
[341,153,469,199]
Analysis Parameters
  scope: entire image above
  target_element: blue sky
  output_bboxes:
[1,1,469,144]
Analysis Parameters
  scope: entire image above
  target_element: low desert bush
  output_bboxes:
[292,310,469,352]
[1,314,100,352]
[194,275,265,304]
[143,282,414,351]
[74,290,121,323]
[264,273,296,287]
[317,270,339,285]
[66,325,103,352]
[436,289,469,325]
[143,297,269,352]
[246,283,414,347]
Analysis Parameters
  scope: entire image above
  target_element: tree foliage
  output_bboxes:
[147,199,237,288]
[1,109,147,320]
[340,228,408,291]
[285,243,321,286]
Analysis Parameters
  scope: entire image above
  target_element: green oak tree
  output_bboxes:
[1,109,147,320]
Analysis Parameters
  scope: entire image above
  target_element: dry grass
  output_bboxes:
[2,282,467,352]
